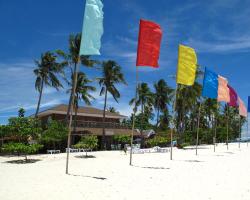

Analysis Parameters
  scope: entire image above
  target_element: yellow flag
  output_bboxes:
[176,44,197,86]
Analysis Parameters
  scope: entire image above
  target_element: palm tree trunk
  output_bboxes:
[35,78,44,118]
[73,102,78,136]
[156,105,160,128]
[65,91,73,121]
[102,88,108,150]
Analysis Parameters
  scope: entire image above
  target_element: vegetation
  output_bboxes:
[113,135,130,144]
[73,135,98,156]
[56,33,97,121]
[40,120,68,150]
[98,60,127,149]
[145,136,168,148]
[2,142,43,162]
[34,51,66,117]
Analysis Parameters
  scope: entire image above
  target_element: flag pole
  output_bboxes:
[238,115,241,148]
[213,103,218,152]
[195,101,202,156]
[170,84,178,160]
[226,105,229,150]
[66,61,79,174]
[247,116,249,147]
[129,66,138,165]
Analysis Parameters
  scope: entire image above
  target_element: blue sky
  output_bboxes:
[1,0,250,126]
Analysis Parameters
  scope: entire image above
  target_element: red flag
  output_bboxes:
[228,85,238,107]
[136,19,162,68]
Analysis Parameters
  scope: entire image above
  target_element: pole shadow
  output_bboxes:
[68,173,107,180]
[132,165,170,170]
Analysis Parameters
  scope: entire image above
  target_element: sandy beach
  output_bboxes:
[0,143,250,200]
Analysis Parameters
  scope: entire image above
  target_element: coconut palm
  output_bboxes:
[56,33,98,121]
[98,60,127,149]
[66,72,96,132]
[34,52,65,117]
[154,79,174,128]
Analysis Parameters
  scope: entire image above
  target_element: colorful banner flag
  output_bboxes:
[217,75,230,102]
[228,85,238,107]
[136,19,162,68]
[238,97,247,117]
[176,44,197,86]
[248,96,250,112]
[202,68,218,99]
[80,0,104,55]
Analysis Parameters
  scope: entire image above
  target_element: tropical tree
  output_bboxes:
[108,106,118,113]
[154,79,174,127]
[34,52,65,117]
[18,108,25,117]
[73,135,98,157]
[66,72,96,132]
[40,120,68,150]
[129,83,154,137]
[56,33,97,121]
[98,60,127,149]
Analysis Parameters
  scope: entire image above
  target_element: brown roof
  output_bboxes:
[36,104,127,119]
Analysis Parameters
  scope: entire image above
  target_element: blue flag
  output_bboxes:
[202,68,218,99]
[248,96,250,112]
[80,0,104,55]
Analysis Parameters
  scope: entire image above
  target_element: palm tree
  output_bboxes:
[34,52,65,117]
[56,33,98,121]
[98,60,127,149]
[129,82,154,145]
[154,79,174,128]
[108,107,118,113]
[66,72,96,133]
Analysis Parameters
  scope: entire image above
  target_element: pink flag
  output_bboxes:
[228,85,238,107]
[238,97,247,117]
[217,75,230,102]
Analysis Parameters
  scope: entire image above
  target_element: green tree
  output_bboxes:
[18,108,25,117]
[34,52,65,117]
[98,60,127,149]
[56,33,97,120]
[2,143,43,162]
[73,135,98,157]
[66,72,95,132]
[40,120,68,150]
[154,79,173,127]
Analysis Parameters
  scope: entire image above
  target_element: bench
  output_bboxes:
[47,150,60,154]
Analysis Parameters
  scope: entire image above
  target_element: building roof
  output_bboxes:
[36,104,127,119]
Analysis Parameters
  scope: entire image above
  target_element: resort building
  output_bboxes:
[36,104,139,148]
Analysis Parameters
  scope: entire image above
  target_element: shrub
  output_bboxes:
[40,120,67,150]
[112,135,130,144]
[73,135,98,156]
[177,142,191,149]
[2,142,43,161]
[145,136,168,148]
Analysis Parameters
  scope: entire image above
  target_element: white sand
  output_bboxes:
[1,143,250,200]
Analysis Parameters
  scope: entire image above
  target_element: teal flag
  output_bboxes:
[80,0,104,55]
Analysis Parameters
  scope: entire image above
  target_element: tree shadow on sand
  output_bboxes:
[132,165,170,170]
[68,173,107,180]
[74,155,96,159]
[4,159,41,164]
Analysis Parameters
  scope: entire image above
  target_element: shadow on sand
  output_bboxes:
[74,155,96,159]
[4,159,41,164]
[223,152,234,154]
[68,173,107,180]
[132,165,170,170]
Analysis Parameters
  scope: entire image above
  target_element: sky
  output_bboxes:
[1,0,250,131]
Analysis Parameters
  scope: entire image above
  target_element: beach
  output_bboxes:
[0,143,250,200]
